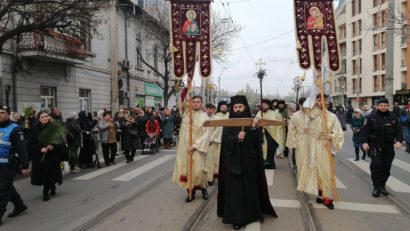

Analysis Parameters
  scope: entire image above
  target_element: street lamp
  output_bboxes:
[293,76,304,110]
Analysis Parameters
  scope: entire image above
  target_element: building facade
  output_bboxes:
[332,0,409,107]
[0,0,175,119]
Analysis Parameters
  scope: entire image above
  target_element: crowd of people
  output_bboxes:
[1,92,406,228]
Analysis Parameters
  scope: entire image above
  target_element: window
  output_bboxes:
[153,45,158,70]
[381,32,386,48]
[373,55,378,71]
[373,76,379,92]
[40,86,57,109]
[136,33,142,68]
[381,53,386,70]
[381,74,385,91]
[79,89,91,112]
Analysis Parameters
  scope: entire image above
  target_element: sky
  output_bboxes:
[206,0,339,97]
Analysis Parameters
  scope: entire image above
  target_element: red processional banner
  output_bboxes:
[294,0,340,72]
[170,0,212,79]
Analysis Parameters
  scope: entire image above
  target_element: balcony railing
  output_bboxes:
[17,32,87,60]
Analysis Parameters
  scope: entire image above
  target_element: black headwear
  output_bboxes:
[0,105,10,114]
[278,100,285,105]
[217,101,228,113]
[261,99,271,106]
[228,95,252,118]
[377,98,389,105]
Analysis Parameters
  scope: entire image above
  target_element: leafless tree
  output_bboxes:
[0,0,110,53]
[136,1,241,107]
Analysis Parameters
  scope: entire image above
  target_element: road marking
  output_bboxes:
[74,156,148,180]
[348,158,410,193]
[311,201,400,214]
[393,159,410,173]
[270,199,301,208]
[265,170,274,186]
[244,222,261,231]
[335,176,347,189]
[113,155,175,182]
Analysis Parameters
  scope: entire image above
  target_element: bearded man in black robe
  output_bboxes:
[217,95,277,230]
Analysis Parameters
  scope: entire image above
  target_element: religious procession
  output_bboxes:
[1,0,410,231]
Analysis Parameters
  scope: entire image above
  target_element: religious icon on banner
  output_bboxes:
[181,9,201,36]
[170,0,212,79]
[306,6,324,29]
[294,0,340,72]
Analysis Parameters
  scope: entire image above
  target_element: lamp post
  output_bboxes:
[293,76,304,110]
[255,59,266,109]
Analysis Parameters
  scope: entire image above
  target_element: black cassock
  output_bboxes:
[217,125,277,226]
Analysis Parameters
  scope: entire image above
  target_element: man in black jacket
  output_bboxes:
[0,105,30,225]
[362,99,403,197]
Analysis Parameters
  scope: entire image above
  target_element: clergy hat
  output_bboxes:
[278,100,285,105]
[261,99,271,105]
[229,95,252,118]
[0,105,10,114]
[217,101,228,112]
[377,98,389,105]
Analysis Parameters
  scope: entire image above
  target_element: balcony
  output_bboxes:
[17,32,87,64]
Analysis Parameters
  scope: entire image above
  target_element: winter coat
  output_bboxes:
[66,118,82,149]
[119,117,139,150]
[30,122,63,186]
[161,114,174,139]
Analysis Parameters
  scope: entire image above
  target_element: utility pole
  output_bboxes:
[385,0,395,109]
[110,0,119,112]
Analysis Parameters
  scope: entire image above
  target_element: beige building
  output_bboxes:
[332,0,409,107]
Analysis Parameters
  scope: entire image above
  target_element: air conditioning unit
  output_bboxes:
[122,59,130,69]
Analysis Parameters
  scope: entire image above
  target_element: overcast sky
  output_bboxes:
[206,0,339,97]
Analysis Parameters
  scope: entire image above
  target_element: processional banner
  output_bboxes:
[170,0,212,79]
[294,0,340,72]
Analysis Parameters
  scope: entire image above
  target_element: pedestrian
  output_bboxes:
[0,106,30,226]
[119,110,139,163]
[351,109,366,161]
[392,102,401,118]
[160,108,174,149]
[297,94,344,209]
[361,99,403,197]
[346,105,354,124]
[30,111,64,201]
[66,112,82,172]
[78,111,97,168]
[400,99,410,153]
[172,87,210,203]
[136,109,147,149]
[50,107,63,123]
[336,106,347,131]
[98,111,117,166]
[218,95,277,230]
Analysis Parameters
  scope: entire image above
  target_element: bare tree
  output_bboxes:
[136,1,240,107]
[0,0,110,53]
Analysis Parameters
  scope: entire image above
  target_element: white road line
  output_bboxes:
[393,159,410,173]
[348,158,410,193]
[311,201,400,214]
[244,222,261,231]
[265,170,274,186]
[113,155,175,182]
[74,156,148,180]
[270,199,301,208]
[335,176,347,189]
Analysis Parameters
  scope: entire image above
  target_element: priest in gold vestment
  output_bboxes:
[172,89,211,202]
[206,101,229,185]
[286,97,309,181]
[255,99,285,169]
[297,94,344,209]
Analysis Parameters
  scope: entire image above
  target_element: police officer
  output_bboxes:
[362,99,403,197]
[0,105,30,226]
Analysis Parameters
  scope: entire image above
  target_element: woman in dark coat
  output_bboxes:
[78,111,97,168]
[160,109,174,149]
[351,109,366,161]
[336,106,347,131]
[30,111,63,201]
[119,111,139,163]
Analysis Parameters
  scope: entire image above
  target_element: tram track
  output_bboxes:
[72,169,173,231]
